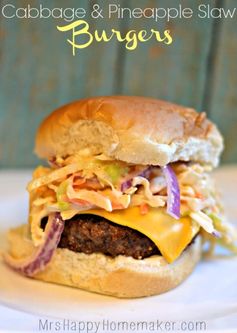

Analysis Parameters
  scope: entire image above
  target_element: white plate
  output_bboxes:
[0,168,237,331]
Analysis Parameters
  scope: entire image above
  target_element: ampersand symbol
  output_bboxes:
[91,4,104,18]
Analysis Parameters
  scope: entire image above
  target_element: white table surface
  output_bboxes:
[0,167,237,333]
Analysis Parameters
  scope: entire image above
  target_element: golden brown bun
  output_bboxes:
[35,96,223,167]
[7,225,201,298]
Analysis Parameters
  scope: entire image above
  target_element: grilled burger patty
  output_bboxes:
[55,214,161,259]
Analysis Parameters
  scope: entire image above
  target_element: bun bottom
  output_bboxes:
[7,225,201,298]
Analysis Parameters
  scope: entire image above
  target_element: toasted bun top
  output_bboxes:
[35,96,223,167]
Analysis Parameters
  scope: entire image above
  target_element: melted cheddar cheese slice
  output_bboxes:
[74,207,199,263]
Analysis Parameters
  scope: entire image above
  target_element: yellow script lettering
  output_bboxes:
[57,20,173,54]
[57,20,93,55]
[94,30,114,42]
[164,29,173,45]
[151,29,173,45]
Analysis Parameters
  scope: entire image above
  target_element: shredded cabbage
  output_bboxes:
[150,176,166,194]
[27,156,237,255]
[208,213,237,253]
[27,164,81,191]
[190,211,218,234]
[56,180,70,211]
[67,184,113,212]
[104,164,129,184]
[131,176,166,207]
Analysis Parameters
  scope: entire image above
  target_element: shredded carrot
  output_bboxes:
[68,198,90,206]
[195,192,204,200]
[112,203,125,210]
[73,177,103,190]
[140,203,149,215]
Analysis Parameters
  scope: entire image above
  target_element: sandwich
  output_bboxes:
[4,96,236,298]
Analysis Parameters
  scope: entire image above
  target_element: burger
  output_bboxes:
[4,96,236,298]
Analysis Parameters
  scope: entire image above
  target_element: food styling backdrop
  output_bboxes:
[0,0,236,167]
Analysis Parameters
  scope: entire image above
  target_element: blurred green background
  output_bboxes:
[0,0,236,168]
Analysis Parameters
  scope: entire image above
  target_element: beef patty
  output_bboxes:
[42,214,160,259]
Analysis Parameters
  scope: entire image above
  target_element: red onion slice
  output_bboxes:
[162,165,180,219]
[121,179,133,192]
[4,213,64,277]
[120,167,152,192]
